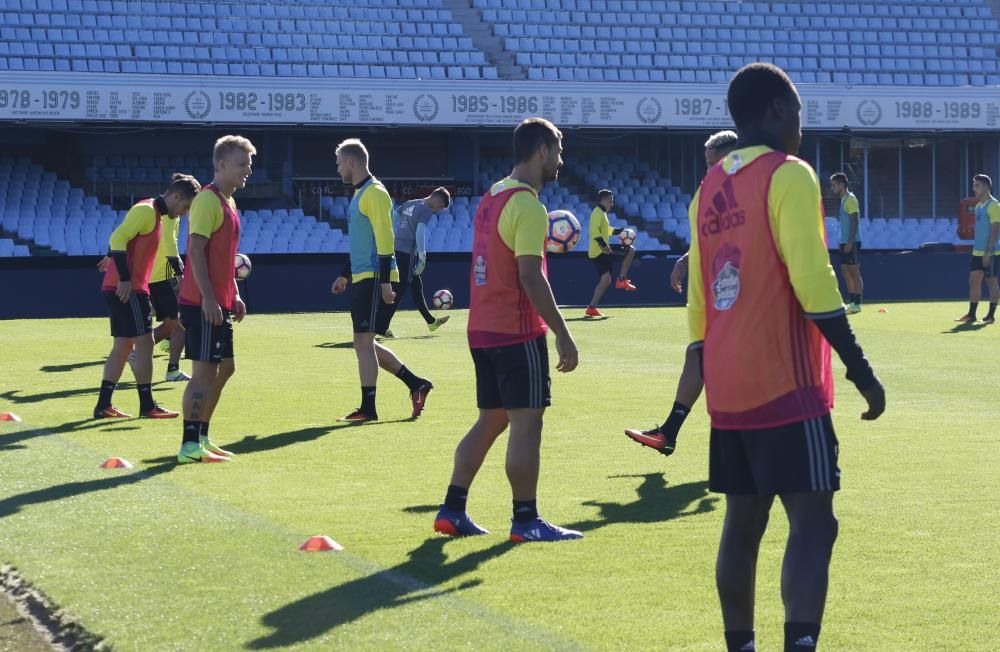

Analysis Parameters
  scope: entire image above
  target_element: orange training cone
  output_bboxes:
[0,412,21,422]
[299,535,343,552]
[100,457,133,469]
[878,307,888,313]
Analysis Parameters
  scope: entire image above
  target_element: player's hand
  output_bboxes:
[414,252,427,276]
[671,258,687,293]
[845,242,854,254]
[332,276,348,295]
[860,381,885,421]
[115,280,132,303]
[202,296,224,326]
[554,331,578,373]
[97,256,110,273]
[601,245,613,255]
[380,282,396,305]
[233,296,247,323]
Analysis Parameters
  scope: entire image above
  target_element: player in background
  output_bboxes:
[625,130,738,455]
[175,135,255,464]
[688,64,884,652]
[92,174,200,419]
[393,187,452,331]
[584,189,636,318]
[433,118,582,543]
[955,173,1000,324]
[332,139,433,423]
[830,173,864,314]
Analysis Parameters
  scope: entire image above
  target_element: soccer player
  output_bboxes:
[393,187,452,331]
[175,135,256,464]
[688,64,885,652]
[584,189,636,318]
[433,118,582,542]
[92,174,200,419]
[830,172,864,314]
[955,173,1000,324]
[331,139,433,423]
[626,130,738,455]
[149,197,190,380]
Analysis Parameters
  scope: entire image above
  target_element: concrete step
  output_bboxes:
[441,0,526,80]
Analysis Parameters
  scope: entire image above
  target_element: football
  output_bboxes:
[234,253,252,280]
[619,228,637,247]
[546,209,581,253]
[432,289,453,310]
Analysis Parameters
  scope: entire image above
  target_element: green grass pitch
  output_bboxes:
[0,303,997,650]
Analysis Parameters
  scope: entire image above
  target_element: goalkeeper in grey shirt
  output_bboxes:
[394,187,452,331]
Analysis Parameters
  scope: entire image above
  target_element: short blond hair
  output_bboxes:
[335,138,369,164]
[704,130,738,151]
[213,135,257,164]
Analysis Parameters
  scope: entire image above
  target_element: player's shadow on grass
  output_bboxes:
[566,473,717,533]
[39,360,105,373]
[0,461,176,519]
[246,537,514,649]
[565,316,611,322]
[0,417,129,450]
[315,335,438,349]
[941,322,990,333]
[0,388,97,404]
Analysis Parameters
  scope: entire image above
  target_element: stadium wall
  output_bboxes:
[0,251,974,320]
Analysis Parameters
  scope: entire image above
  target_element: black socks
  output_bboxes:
[444,484,468,513]
[512,499,538,523]
[784,622,821,651]
[360,386,377,415]
[167,363,179,373]
[137,383,155,412]
[725,630,756,652]
[969,301,979,319]
[987,303,997,319]
[96,380,116,410]
[659,401,690,438]
[182,420,200,444]
[850,293,863,305]
[395,366,425,392]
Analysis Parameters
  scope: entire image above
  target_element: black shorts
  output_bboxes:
[838,242,861,266]
[350,277,400,335]
[590,245,627,277]
[148,279,179,321]
[471,335,551,410]
[179,304,234,363]
[969,253,998,278]
[709,414,840,496]
[104,291,153,338]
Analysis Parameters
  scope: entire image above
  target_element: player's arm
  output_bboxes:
[771,163,884,418]
[414,222,428,275]
[361,186,397,304]
[845,195,860,252]
[165,218,183,276]
[107,205,154,301]
[590,208,612,253]
[671,251,689,293]
[686,191,705,348]
[984,202,1000,260]
[510,197,577,372]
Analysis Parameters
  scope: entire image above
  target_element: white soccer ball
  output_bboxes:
[234,253,252,280]
[432,289,453,310]
[546,209,581,253]
[619,228,637,247]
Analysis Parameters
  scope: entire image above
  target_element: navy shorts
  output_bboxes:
[838,242,861,266]
[350,277,400,335]
[148,279,179,321]
[179,304,234,363]
[969,253,998,278]
[709,414,840,496]
[104,291,152,338]
[471,335,551,410]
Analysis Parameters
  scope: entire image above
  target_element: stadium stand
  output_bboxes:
[0,0,499,80]
[479,0,1000,86]
[86,154,269,186]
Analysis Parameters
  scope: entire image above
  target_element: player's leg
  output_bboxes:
[626,343,703,455]
[779,492,838,650]
[131,330,171,417]
[717,495,774,651]
[504,336,581,542]
[615,244,637,290]
[152,319,174,344]
[959,267,984,321]
[434,407,508,537]
[165,321,188,380]
[587,266,612,316]
[411,273,442,328]
[176,305,229,463]
[983,262,999,323]
[374,282,433,417]
[94,335,135,417]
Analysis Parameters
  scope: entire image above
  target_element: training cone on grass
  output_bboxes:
[878,307,889,313]
[100,457,133,469]
[0,412,21,422]
[299,535,343,552]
